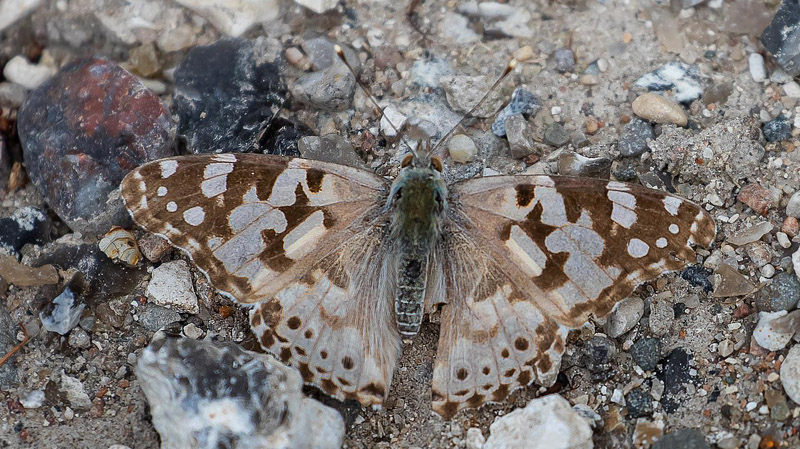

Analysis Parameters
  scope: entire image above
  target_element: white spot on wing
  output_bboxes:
[243,186,260,203]
[166,201,178,212]
[139,196,147,209]
[656,237,668,248]
[183,206,205,226]
[204,162,234,178]
[160,160,178,178]
[609,190,637,229]
[663,196,682,216]
[157,186,167,197]
[607,181,630,191]
[505,225,547,277]
[207,236,224,250]
[669,224,679,234]
[627,238,650,258]
[201,176,227,198]
[611,204,637,229]
[535,186,567,227]
[139,181,146,192]
[212,154,237,162]
[283,210,327,260]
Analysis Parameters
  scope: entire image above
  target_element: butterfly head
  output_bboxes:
[387,143,447,242]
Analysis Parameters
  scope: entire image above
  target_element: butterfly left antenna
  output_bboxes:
[334,45,420,158]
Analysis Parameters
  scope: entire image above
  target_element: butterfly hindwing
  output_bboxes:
[430,174,715,417]
[249,224,401,406]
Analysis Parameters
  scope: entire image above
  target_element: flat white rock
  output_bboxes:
[175,0,279,36]
[146,260,199,314]
[753,311,794,351]
[782,345,800,404]
[0,0,42,32]
[293,0,337,14]
[484,394,593,449]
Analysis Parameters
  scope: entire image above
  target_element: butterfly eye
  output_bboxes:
[401,154,414,168]
[431,156,443,172]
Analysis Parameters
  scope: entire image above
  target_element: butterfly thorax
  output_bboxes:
[388,165,447,338]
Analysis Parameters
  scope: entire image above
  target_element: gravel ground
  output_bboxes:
[1,0,800,448]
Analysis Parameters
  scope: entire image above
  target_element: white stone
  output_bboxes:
[783,81,800,99]
[753,311,794,351]
[2,55,56,90]
[603,296,644,338]
[0,0,41,32]
[748,53,767,83]
[380,105,407,138]
[146,260,199,314]
[465,428,485,449]
[175,0,279,37]
[781,344,800,404]
[777,232,791,248]
[787,191,800,218]
[20,390,45,409]
[448,134,479,163]
[793,248,800,284]
[293,0,337,14]
[60,374,92,409]
[440,11,480,44]
[484,394,593,449]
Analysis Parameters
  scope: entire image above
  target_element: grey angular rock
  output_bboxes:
[652,429,709,449]
[630,337,662,371]
[543,123,571,147]
[298,135,367,169]
[136,337,344,449]
[619,119,654,157]
[291,64,355,111]
[138,305,182,332]
[40,286,85,336]
[554,48,576,73]
[761,0,800,76]
[300,37,359,72]
[492,87,542,136]
[505,115,537,158]
[763,115,792,142]
[604,296,645,338]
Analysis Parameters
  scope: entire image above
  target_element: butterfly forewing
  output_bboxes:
[122,153,403,405]
[429,174,715,418]
[121,153,388,302]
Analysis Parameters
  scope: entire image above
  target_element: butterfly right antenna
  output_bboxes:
[430,59,517,157]
[334,45,420,159]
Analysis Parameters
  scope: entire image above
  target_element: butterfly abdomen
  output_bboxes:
[395,244,428,336]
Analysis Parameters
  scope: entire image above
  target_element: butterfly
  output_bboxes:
[120,140,716,419]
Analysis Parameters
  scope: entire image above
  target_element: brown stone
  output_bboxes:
[737,183,772,215]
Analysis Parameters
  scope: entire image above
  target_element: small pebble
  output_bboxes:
[603,296,644,338]
[776,232,791,248]
[737,183,772,215]
[2,55,55,90]
[625,388,653,418]
[505,115,537,159]
[68,327,91,349]
[448,134,478,163]
[763,115,792,142]
[512,45,535,61]
[630,337,661,371]
[380,105,408,138]
[146,260,199,314]
[554,48,576,73]
[783,81,800,98]
[652,428,709,449]
[632,93,688,126]
[748,53,767,82]
[543,123,570,147]
[618,118,654,157]
[783,217,799,237]
[20,390,45,409]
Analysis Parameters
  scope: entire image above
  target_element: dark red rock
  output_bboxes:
[18,57,174,235]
